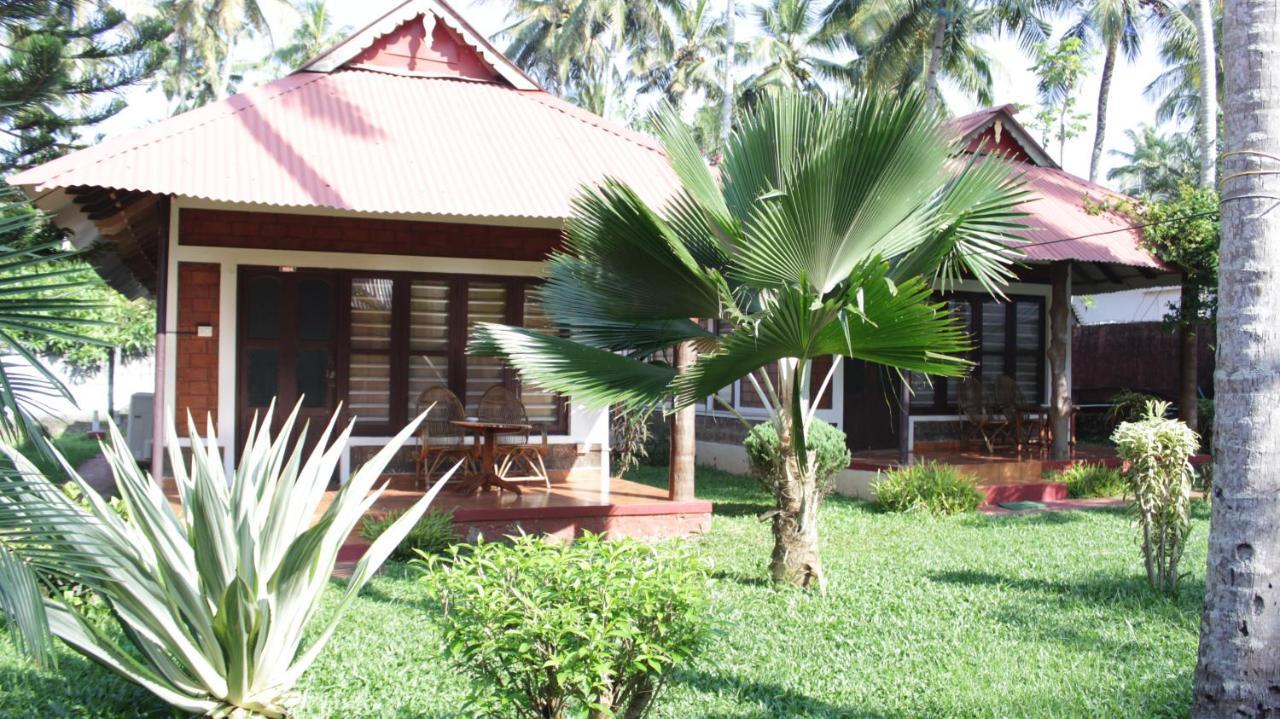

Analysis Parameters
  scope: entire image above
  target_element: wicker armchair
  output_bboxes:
[477,384,549,488]
[957,375,1007,453]
[413,386,473,489]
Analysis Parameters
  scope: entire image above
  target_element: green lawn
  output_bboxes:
[0,465,1208,718]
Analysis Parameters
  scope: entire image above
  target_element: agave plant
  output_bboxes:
[0,404,455,717]
[471,91,1027,590]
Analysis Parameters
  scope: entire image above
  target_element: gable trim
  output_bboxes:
[959,109,1060,169]
[298,0,538,91]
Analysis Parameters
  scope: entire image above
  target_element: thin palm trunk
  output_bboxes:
[1193,0,1218,187]
[1089,33,1119,183]
[1178,290,1199,433]
[924,4,948,108]
[668,341,696,501]
[1047,262,1072,459]
[769,358,825,590]
[1191,0,1280,711]
[721,0,736,150]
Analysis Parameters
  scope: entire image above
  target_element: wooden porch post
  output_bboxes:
[1178,275,1200,434]
[668,341,696,501]
[1047,262,1072,460]
[897,375,911,465]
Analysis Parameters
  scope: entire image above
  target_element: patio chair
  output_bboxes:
[476,384,550,488]
[993,375,1042,452]
[957,376,1007,453]
[413,385,474,489]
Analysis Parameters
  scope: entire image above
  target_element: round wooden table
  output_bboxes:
[451,420,532,495]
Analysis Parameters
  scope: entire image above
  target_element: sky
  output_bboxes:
[103,0,1180,189]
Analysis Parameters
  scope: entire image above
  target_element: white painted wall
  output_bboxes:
[28,357,155,432]
[1073,286,1180,325]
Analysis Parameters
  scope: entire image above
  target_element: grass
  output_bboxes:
[0,464,1209,718]
[14,432,104,479]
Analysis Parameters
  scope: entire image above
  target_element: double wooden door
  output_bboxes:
[237,268,339,453]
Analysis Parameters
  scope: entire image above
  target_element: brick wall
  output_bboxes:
[175,262,220,434]
[179,209,561,261]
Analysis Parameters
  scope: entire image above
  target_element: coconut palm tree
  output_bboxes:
[634,0,726,111]
[470,92,1027,590]
[1106,125,1198,198]
[1145,0,1221,181]
[159,0,292,108]
[494,0,674,102]
[821,0,1051,108]
[271,0,347,73]
[1064,0,1145,182]
[1191,0,1280,711]
[739,0,858,99]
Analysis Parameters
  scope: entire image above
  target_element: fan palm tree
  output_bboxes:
[1064,0,1145,182]
[1107,125,1198,198]
[271,0,347,73]
[739,0,858,99]
[821,0,1051,108]
[470,92,1028,590]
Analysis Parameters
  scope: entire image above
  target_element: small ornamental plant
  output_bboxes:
[1112,400,1199,595]
[417,533,709,719]
[743,418,852,498]
[872,461,985,516]
[1054,463,1128,499]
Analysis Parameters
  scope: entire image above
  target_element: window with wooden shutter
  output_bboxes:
[349,277,394,426]
[464,282,508,412]
[408,279,451,414]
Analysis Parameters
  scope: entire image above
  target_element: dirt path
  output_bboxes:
[74,453,117,498]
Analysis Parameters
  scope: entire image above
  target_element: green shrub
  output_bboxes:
[359,508,458,561]
[872,461,985,515]
[743,419,851,496]
[1054,463,1128,498]
[1107,389,1163,427]
[1112,400,1199,595]
[418,533,709,719]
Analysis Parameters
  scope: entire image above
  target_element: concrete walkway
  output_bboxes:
[981,497,1128,516]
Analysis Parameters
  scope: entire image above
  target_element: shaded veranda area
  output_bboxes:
[0,464,1206,718]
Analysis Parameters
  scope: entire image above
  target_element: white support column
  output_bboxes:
[217,260,237,477]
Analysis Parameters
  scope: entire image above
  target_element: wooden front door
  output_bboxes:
[237,268,339,453]
[842,360,900,452]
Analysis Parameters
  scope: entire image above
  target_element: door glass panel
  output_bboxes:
[409,280,450,352]
[246,277,281,340]
[409,355,450,413]
[351,278,394,350]
[520,292,561,425]
[981,301,1006,353]
[247,349,278,407]
[298,277,333,341]
[296,349,328,408]
[465,283,509,411]
[349,353,391,425]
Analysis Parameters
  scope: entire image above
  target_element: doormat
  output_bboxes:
[998,501,1047,511]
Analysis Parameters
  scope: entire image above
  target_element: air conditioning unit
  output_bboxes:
[126,393,154,461]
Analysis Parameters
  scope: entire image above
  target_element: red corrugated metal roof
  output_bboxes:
[9,70,678,220]
[1014,164,1162,268]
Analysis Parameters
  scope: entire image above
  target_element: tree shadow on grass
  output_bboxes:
[712,501,773,519]
[959,510,1084,528]
[709,568,772,588]
[0,655,174,718]
[671,668,890,719]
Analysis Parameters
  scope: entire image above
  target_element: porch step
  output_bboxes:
[979,481,1067,506]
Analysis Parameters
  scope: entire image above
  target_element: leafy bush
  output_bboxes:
[872,461,985,515]
[611,404,657,475]
[1107,389,1164,427]
[359,508,457,561]
[1054,463,1128,498]
[1112,400,1200,595]
[0,405,457,716]
[418,532,709,719]
[743,419,851,496]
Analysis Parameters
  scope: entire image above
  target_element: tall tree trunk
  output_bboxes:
[769,359,825,591]
[1194,0,1219,187]
[1191,0,1280,712]
[668,341,696,501]
[720,0,736,151]
[1179,282,1200,434]
[924,5,947,108]
[1089,34,1119,183]
[1047,262,1072,460]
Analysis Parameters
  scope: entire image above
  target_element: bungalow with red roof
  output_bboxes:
[693,105,1181,501]
[8,1,1179,515]
[8,0,712,538]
